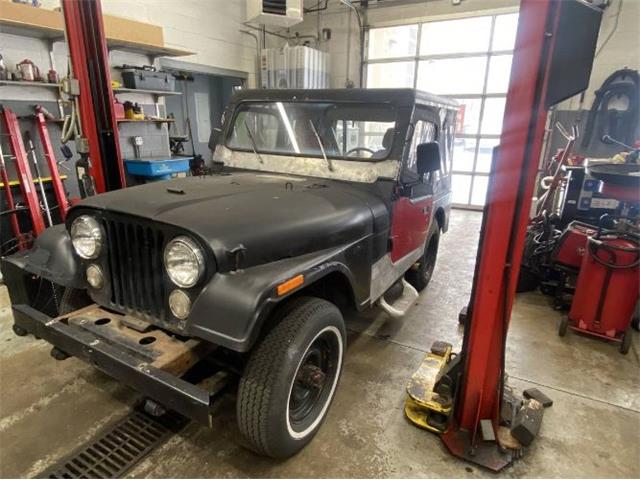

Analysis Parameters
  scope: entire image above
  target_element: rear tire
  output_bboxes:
[406,225,440,292]
[237,297,346,458]
[558,316,569,337]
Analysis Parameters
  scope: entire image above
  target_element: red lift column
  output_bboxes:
[61,0,125,194]
[441,0,602,470]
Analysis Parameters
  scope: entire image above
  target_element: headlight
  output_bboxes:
[71,215,103,259]
[164,236,204,288]
[86,264,104,289]
[169,289,191,319]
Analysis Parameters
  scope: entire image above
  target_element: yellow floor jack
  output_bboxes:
[404,341,458,433]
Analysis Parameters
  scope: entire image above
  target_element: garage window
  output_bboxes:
[366,12,519,207]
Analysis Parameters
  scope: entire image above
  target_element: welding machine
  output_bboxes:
[558,165,620,227]
[559,163,640,354]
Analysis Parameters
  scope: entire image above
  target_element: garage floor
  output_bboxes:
[1,209,638,478]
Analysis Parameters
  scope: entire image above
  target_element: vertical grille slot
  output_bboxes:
[103,215,165,321]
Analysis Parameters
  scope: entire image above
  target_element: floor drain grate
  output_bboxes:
[38,409,188,479]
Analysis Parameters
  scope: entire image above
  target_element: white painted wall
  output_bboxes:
[94,0,258,85]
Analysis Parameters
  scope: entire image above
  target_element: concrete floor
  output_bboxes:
[1,209,638,478]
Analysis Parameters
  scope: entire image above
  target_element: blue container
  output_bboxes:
[124,157,192,180]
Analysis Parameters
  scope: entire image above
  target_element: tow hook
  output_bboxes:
[144,398,168,417]
[50,347,70,361]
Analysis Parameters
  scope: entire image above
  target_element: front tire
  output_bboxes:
[237,297,346,458]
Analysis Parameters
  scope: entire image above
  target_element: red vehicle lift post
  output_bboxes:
[1,108,46,237]
[436,0,602,470]
[60,0,125,195]
[34,113,70,221]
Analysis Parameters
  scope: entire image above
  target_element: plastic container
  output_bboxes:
[124,157,191,180]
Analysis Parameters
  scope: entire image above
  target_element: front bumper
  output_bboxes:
[11,304,229,426]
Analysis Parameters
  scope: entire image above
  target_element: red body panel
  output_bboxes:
[390,196,432,262]
[553,221,597,269]
[569,235,639,338]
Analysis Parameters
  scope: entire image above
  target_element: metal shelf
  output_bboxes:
[116,118,174,123]
[113,87,181,96]
[0,80,59,89]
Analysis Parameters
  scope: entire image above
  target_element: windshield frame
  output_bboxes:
[224,100,399,163]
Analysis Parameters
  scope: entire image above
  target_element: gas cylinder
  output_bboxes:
[566,231,640,353]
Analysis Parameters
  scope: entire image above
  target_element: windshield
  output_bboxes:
[226,101,397,161]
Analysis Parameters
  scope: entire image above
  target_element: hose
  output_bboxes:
[540,175,554,190]
[59,60,82,144]
[60,97,79,144]
[588,233,640,270]
[581,68,639,151]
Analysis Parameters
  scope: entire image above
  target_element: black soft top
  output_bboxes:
[228,88,459,110]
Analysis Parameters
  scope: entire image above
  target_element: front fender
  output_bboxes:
[186,239,370,352]
[1,225,84,289]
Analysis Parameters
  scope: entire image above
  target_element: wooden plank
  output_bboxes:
[0,1,63,37]
[103,14,164,49]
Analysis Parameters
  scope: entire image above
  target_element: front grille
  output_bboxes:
[103,217,165,320]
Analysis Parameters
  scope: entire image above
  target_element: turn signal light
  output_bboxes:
[277,274,304,296]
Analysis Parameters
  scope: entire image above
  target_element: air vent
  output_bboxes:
[263,0,286,15]
[247,0,303,27]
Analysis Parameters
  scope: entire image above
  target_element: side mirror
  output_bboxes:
[416,142,441,178]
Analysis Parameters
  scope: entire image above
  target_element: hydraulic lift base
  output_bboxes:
[442,427,515,472]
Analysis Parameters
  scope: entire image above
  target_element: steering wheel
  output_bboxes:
[345,147,376,157]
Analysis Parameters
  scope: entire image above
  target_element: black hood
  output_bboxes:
[73,172,390,271]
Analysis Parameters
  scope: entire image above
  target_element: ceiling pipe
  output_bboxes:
[339,0,365,87]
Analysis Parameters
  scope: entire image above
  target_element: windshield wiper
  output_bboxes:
[308,119,334,172]
[243,119,264,164]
